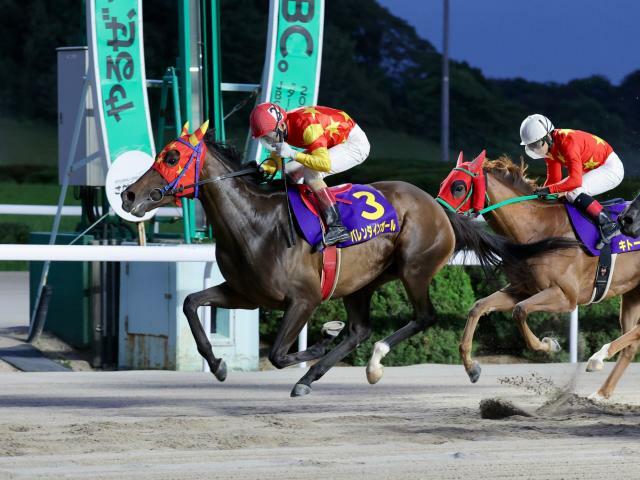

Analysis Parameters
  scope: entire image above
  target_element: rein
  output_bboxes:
[436,167,558,216]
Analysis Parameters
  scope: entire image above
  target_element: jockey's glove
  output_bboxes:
[259,154,282,175]
[533,186,551,197]
[274,142,297,160]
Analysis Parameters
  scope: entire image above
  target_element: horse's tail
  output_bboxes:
[443,209,577,274]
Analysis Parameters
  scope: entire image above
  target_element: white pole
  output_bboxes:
[570,307,579,363]
[0,244,216,262]
[298,324,308,369]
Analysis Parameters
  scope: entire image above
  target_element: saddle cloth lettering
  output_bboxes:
[288,183,399,249]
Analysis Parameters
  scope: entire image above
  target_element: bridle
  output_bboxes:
[148,138,257,203]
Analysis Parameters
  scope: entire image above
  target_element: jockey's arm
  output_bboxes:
[545,153,583,193]
[543,158,563,187]
[294,147,331,172]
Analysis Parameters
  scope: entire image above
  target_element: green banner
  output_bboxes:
[89,0,155,161]
[270,0,324,109]
[252,0,324,162]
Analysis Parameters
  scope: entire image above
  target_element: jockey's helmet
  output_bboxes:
[250,102,287,140]
[520,114,554,159]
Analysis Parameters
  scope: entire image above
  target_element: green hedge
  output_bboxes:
[260,265,627,365]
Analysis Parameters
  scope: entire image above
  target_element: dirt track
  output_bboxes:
[1,363,639,479]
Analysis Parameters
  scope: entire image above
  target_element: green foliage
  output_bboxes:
[0,222,29,244]
[349,327,463,367]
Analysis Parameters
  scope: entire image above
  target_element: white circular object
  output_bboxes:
[105,150,158,222]
[519,114,554,145]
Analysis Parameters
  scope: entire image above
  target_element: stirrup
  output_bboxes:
[596,226,620,250]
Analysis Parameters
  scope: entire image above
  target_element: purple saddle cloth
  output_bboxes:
[566,200,637,256]
[287,184,399,248]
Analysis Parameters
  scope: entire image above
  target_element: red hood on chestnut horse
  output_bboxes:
[122,123,573,397]
[438,151,640,400]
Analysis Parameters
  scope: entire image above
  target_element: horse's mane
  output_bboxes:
[203,129,244,168]
[483,156,537,194]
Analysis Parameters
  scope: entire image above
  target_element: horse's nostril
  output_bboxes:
[126,191,136,203]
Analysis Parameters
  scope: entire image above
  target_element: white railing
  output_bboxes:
[0,204,183,217]
[0,244,213,262]
[0,204,579,363]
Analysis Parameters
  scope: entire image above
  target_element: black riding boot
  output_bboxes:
[596,211,621,245]
[573,193,620,248]
[315,188,351,246]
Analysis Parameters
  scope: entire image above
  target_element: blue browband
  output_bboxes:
[162,138,204,198]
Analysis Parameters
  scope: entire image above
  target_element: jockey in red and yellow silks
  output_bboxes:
[250,103,371,246]
[520,114,624,246]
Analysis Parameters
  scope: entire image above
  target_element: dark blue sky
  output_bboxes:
[377,0,640,85]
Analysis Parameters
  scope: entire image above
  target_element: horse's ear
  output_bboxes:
[181,122,190,137]
[470,150,486,170]
[456,151,464,166]
[189,120,209,146]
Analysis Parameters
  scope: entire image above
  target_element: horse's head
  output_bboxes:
[619,195,640,237]
[436,150,486,214]
[122,121,209,217]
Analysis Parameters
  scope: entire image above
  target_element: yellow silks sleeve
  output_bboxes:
[294,147,331,172]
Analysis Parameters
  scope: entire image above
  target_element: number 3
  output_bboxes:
[353,191,385,220]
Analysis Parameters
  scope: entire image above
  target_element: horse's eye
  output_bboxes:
[455,185,464,192]
[164,150,180,167]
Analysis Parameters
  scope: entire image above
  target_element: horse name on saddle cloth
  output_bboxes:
[288,184,399,249]
[566,200,638,256]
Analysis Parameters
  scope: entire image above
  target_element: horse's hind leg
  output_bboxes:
[512,286,575,353]
[365,276,437,385]
[290,286,375,397]
[183,282,257,381]
[592,289,640,399]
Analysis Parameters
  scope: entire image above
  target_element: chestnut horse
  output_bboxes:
[586,194,640,374]
[121,125,572,396]
[438,152,640,399]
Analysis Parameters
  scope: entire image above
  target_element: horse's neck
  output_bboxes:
[198,154,283,251]
[484,174,571,243]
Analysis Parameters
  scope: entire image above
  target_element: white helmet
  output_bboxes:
[519,114,554,145]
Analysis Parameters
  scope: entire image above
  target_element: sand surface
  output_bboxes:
[0,363,639,479]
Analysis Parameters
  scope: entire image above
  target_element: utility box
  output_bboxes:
[57,46,106,186]
[118,254,259,371]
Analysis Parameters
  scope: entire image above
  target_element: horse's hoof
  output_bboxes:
[586,357,604,372]
[213,360,227,382]
[542,337,561,353]
[467,362,482,383]
[322,321,345,339]
[290,383,312,397]
[366,365,383,385]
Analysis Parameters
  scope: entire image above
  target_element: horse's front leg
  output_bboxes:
[460,289,520,383]
[183,282,257,381]
[512,286,575,354]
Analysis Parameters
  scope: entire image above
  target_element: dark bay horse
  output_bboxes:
[121,125,573,396]
[438,153,640,400]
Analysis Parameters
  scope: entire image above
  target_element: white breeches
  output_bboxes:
[566,152,624,202]
[285,124,370,184]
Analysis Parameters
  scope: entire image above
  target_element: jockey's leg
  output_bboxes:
[306,174,351,246]
[570,191,620,246]
[303,124,371,247]
[566,154,624,247]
